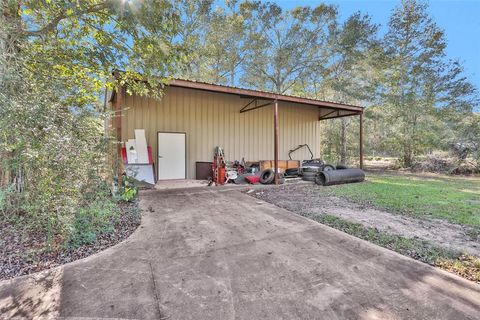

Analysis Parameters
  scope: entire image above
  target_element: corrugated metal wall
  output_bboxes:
[121,86,322,179]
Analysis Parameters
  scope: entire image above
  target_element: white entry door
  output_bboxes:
[157,132,186,180]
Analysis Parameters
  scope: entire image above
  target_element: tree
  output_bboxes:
[202,0,268,86]
[241,3,337,94]
[184,0,248,85]
[0,0,185,236]
[2,0,185,96]
[170,0,214,81]
[376,0,477,167]
[294,12,378,164]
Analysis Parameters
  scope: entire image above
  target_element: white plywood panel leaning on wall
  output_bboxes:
[134,129,149,164]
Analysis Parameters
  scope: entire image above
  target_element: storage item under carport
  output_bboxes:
[315,168,365,186]
[196,161,213,180]
[245,175,261,184]
[259,160,300,173]
[259,169,285,184]
[285,167,300,177]
[301,166,320,173]
[212,147,226,186]
[260,169,275,184]
[288,144,314,160]
[302,166,320,181]
[234,173,256,184]
[302,171,317,181]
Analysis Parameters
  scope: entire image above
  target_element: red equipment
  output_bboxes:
[245,175,260,184]
[212,147,226,185]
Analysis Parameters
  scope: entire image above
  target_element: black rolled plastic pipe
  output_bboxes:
[315,168,365,186]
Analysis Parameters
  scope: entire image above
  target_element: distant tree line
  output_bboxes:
[172,0,479,168]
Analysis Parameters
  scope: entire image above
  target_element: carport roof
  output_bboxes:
[168,79,363,120]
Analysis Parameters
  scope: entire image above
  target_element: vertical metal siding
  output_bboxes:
[121,87,322,179]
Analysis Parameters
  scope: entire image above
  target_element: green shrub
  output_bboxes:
[67,198,118,249]
[121,187,137,202]
[0,82,114,239]
[120,176,138,202]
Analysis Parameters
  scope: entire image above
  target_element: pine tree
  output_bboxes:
[377,0,475,167]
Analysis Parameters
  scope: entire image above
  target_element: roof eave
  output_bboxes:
[168,79,363,113]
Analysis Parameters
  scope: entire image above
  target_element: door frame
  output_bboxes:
[156,131,187,180]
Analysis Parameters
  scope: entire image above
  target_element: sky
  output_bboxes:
[274,0,480,90]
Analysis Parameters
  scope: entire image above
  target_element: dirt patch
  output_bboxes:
[251,184,480,256]
[0,201,141,281]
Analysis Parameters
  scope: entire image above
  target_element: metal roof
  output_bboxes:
[168,78,363,114]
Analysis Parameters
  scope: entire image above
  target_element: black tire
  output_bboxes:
[259,169,275,184]
[302,171,317,181]
[285,168,299,176]
[336,164,348,170]
[302,166,320,173]
[302,159,324,167]
[323,164,335,171]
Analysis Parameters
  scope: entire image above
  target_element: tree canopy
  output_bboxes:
[0,0,186,235]
[173,0,478,167]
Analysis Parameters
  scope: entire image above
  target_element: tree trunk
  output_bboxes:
[1,2,22,188]
[402,142,413,167]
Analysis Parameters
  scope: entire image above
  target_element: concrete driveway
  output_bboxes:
[1,188,479,319]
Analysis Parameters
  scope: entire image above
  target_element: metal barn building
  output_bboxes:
[110,79,364,181]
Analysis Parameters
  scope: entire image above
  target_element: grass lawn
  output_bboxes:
[322,172,480,227]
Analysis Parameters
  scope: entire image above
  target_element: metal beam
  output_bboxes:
[240,99,257,113]
[318,109,338,120]
[319,112,360,121]
[240,100,274,113]
[359,112,364,169]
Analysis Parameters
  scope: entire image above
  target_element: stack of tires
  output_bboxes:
[302,164,335,181]
[301,167,319,181]
[285,167,300,177]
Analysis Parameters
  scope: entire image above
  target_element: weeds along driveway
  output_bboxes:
[0,188,479,319]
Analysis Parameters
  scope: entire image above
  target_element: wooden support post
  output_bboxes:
[115,87,123,156]
[274,100,279,184]
[114,86,124,178]
[359,112,364,169]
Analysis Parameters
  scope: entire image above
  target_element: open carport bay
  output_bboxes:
[0,188,479,319]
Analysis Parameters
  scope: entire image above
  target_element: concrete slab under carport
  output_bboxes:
[154,177,308,191]
[0,188,479,319]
